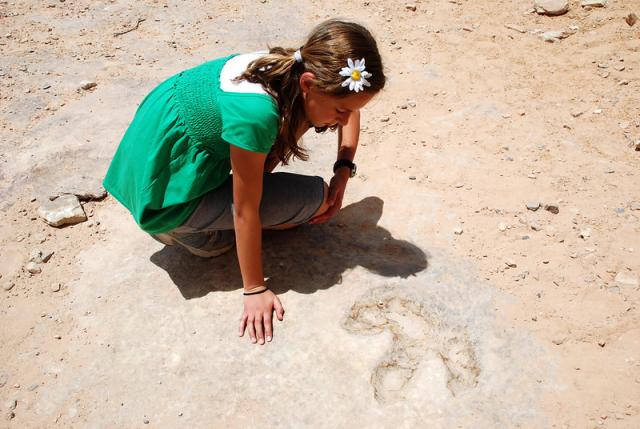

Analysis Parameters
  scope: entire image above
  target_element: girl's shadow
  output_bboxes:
[150,196,428,299]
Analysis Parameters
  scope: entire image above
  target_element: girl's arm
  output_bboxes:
[230,145,284,345]
[308,110,360,224]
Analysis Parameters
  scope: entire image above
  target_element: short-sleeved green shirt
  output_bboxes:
[103,54,279,233]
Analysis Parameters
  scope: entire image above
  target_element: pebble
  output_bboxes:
[505,24,526,33]
[581,0,606,7]
[597,339,606,347]
[530,221,542,231]
[570,110,584,117]
[544,203,559,214]
[407,99,416,107]
[542,30,571,42]
[505,259,517,268]
[79,80,97,90]
[619,80,629,85]
[498,222,508,232]
[25,262,41,274]
[405,4,417,11]
[380,116,390,122]
[534,0,569,16]
[408,176,416,180]
[143,418,150,424]
[552,336,567,345]
[626,13,638,26]
[453,227,464,235]
[614,271,639,288]
[51,283,61,292]
[526,202,541,211]
[593,108,602,114]
[579,228,591,239]
[38,194,87,227]
[5,399,16,411]
[3,282,15,291]
[631,202,640,211]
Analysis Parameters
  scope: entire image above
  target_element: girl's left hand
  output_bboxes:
[308,169,349,224]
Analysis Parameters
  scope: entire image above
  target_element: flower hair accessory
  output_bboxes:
[339,58,372,93]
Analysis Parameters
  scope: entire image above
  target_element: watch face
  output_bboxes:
[350,163,357,178]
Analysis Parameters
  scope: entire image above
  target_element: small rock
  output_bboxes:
[38,194,87,227]
[51,283,61,292]
[41,250,54,263]
[552,336,567,345]
[625,13,638,26]
[593,108,602,114]
[530,221,542,231]
[29,249,43,263]
[505,24,526,33]
[541,30,571,42]
[5,399,16,411]
[79,80,97,90]
[597,339,606,347]
[453,227,464,235]
[54,335,61,340]
[614,271,639,288]
[408,176,416,180]
[380,116,390,122]
[3,282,15,291]
[143,418,150,424]
[581,0,606,7]
[405,4,417,12]
[505,259,517,268]
[498,222,508,232]
[579,228,591,239]
[534,0,569,16]
[6,411,15,421]
[25,262,41,274]
[526,202,541,211]
[570,110,584,118]
[544,203,559,214]
[630,201,640,211]
[407,99,416,107]
[619,80,629,85]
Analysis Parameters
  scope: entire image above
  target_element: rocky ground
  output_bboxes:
[1,0,639,428]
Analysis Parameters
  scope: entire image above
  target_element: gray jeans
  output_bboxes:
[170,172,325,234]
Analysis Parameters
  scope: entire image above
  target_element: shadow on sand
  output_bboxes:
[150,196,428,299]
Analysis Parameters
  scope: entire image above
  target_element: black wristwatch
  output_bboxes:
[333,159,357,178]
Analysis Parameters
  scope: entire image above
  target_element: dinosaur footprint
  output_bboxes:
[342,286,480,404]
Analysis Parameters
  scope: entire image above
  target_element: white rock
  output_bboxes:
[542,30,571,42]
[526,202,541,211]
[29,249,43,263]
[51,283,61,292]
[79,80,97,90]
[2,282,15,291]
[498,222,508,232]
[534,0,569,16]
[453,227,464,235]
[581,0,606,7]
[25,262,41,274]
[38,195,87,227]
[53,176,107,201]
[630,202,640,211]
[614,271,639,288]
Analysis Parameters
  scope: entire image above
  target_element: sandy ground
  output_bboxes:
[1,0,639,427]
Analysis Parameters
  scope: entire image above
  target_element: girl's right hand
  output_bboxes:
[238,290,285,344]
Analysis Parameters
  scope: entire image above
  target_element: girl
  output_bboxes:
[103,19,386,345]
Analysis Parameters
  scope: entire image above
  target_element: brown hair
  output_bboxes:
[236,19,386,164]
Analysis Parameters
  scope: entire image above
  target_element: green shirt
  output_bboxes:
[103,54,279,233]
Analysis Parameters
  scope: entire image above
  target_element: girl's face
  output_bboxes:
[300,72,376,129]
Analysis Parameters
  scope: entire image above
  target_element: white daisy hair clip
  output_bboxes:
[339,58,372,93]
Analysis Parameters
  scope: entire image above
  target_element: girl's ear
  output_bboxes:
[299,72,316,94]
